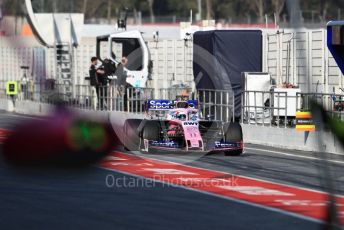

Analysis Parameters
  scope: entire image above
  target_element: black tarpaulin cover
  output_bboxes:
[193,30,262,118]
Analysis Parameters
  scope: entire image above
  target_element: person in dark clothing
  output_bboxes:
[115,57,129,111]
[116,57,128,88]
[89,57,104,110]
[98,58,117,110]
[102,58,117,83]
[89,57,104,86]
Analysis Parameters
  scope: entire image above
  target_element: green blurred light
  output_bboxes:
[67,120,108,151]
[80,123,91,141]
[328,117,344,140]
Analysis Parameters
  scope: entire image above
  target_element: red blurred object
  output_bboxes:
[3,109,119,165]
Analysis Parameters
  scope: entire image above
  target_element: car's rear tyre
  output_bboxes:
[224,122,243,156]
[142,121,160,141]
[123,119,142,151]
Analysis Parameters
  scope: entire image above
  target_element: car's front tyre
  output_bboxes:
[123,119,142,151]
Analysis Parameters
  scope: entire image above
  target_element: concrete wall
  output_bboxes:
[14,100,54,116]
[0,98,142,147]
[242,124,344,155]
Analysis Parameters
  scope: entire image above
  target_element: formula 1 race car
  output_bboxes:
[123,99,243,156]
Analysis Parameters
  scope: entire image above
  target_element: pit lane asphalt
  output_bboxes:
[143,144,344,195]
[0,111,335,229]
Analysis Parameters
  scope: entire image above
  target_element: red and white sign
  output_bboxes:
[99,151,344,223]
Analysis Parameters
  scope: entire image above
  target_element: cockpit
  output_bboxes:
[166,110,199,121]
[176,113,187,121]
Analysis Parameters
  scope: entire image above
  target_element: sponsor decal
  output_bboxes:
[214,141,240,149]
[183,121,199,126]
[146,100,199,110]
[148,100,174,110]
[151,140,179,148]
[296,111,315,132]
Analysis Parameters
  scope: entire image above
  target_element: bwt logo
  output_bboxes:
[149,100,173,109]
[183,121,199,126]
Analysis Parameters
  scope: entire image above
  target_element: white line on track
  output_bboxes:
[245,147,344,165]
[2,113,46,121]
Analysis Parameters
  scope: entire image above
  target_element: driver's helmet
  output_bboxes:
[176,112,187,121]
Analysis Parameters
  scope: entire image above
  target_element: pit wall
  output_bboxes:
[242,124,344,155]
[0,98,142,147]
[0,98,342,155]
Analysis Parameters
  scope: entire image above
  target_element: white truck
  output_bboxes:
[96,30,152,88]
[26,0,152,89]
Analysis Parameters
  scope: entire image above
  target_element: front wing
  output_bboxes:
[145,139,243,152]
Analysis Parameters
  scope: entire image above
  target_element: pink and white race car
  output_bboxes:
[123,100,243,155]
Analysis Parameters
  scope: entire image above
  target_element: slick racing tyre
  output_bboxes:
[123,119,142,151]
[142,121,160,141]
[224,122,243,156]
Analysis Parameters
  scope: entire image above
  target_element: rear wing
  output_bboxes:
[145,100,199,111]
